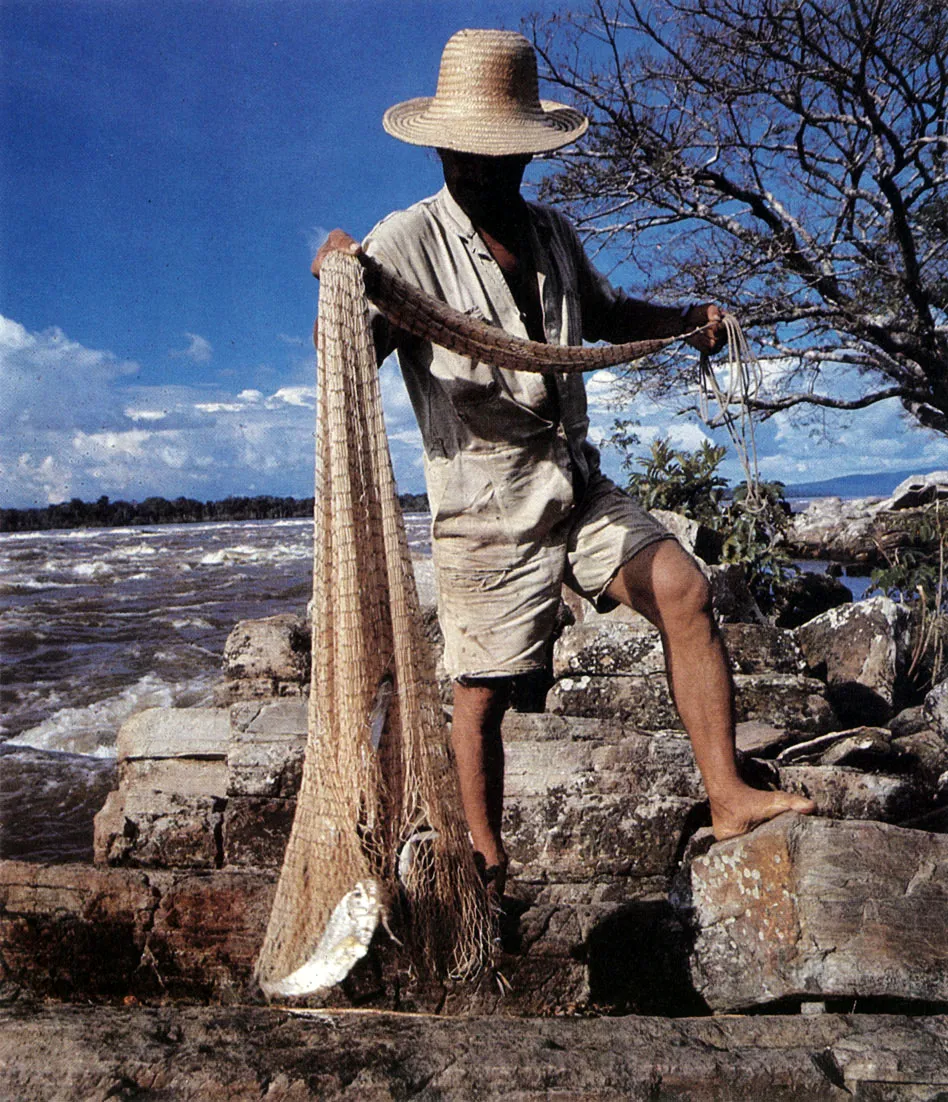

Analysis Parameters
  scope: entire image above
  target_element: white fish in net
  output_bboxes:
[259,879,387,998]
[397,828,441,887]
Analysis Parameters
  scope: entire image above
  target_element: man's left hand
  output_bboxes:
[684,304,727,355]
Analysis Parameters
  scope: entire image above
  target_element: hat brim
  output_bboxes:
[382,96,588,155]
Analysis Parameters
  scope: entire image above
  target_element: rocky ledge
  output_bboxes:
[3,503,948,1099]
[2,1003,947,1101]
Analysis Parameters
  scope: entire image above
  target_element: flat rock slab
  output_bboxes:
[117,707,231,761]
[2,1005,947,1101]
[680,815,948,1011]
[549,672,836,734]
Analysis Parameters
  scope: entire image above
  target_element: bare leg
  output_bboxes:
[606,540,815,840]
[450,678,510,892]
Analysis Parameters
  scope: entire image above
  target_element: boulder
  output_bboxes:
[877,470,948,511]
[221,613,310,685]
[227,699,307,798]
[924,676,948,740]
[0,861,161,999]
[649,509,724,563]
[707,564,767,624]
[553,620,803,680]
[795,596,912,725]
[117,706,230,761]
[775,726,908,771]
[146,870,277,1000]
[222,797,294,868]
[770,570,853,629]
[786,497,882,562]
[502,715,705,889]
[776,765,923,823]
[94,790,224,869]
[677,815,948,1011]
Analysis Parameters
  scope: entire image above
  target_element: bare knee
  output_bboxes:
[614,540,713,635]
[653,553,713,627]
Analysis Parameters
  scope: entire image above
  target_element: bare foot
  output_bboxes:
[710,784,816,841]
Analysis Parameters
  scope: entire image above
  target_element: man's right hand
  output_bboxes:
[311,229,362,278]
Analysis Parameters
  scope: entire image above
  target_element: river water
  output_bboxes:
[0,515,431,861]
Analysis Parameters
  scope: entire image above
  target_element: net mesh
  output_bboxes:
[255,252,493,997]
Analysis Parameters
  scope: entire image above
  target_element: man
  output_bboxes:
[314,29,814,897]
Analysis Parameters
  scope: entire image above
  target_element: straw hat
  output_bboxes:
[382,29,588,156]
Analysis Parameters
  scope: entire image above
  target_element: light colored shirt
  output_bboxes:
[363,186,632,568]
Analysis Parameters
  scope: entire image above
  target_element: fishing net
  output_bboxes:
[255,252,493,997]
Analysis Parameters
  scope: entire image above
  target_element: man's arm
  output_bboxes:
[595,297,727,356]
[560,214,727,355]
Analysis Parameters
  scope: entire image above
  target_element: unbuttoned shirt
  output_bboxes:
[362,186,633,570]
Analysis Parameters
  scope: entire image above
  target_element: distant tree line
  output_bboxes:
[0,492,431,533]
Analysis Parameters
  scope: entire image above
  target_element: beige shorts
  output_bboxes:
[433,471,673,680]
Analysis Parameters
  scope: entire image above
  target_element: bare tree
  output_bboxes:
[531,0,948,432]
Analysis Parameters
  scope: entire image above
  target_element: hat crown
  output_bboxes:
[381,28,588,156]
[434,30,542,117]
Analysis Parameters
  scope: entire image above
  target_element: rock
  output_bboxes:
[776,727,907,771]
[734,721,797,758]
[678,815,948,1011]
[878,470,948,511]
[501,715,705,888]
[796,596,913,724]
[924,677,948,739]
[94,790,224,869]
[771,570,853,629]
[777,765,923,823]
[720,623,805,675]
[649,509,724,563]
[787,495,942,568]
[118,756,227,797]
[221,613,309,684]
[549,671,836,734]
[819,728,906,769]
[0,861,160,999]
[213,677,305,706]
[548,673,681,729]
[4,1003,948,1100]
[786,496,881,562]
[707,563,767,624]
[732,673,838,734]
[552,618,664,678]
[889,704,931,737]
[892,727,948,792]
[227,699,307,797]
[222,797,294,867]
[117,706,231,761]
[146,870,277,1000]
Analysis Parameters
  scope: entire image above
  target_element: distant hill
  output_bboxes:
[783,467,947,500]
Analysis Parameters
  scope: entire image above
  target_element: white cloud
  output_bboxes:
[4,312,948,508]
[267,386,316,409]
[170,332,213,364]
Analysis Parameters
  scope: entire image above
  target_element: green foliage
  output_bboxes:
[624,437,729,525]
[618,435,795,608]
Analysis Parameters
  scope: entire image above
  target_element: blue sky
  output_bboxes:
[3,0,947,508]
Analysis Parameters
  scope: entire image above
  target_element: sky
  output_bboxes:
[3,0,947,509]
